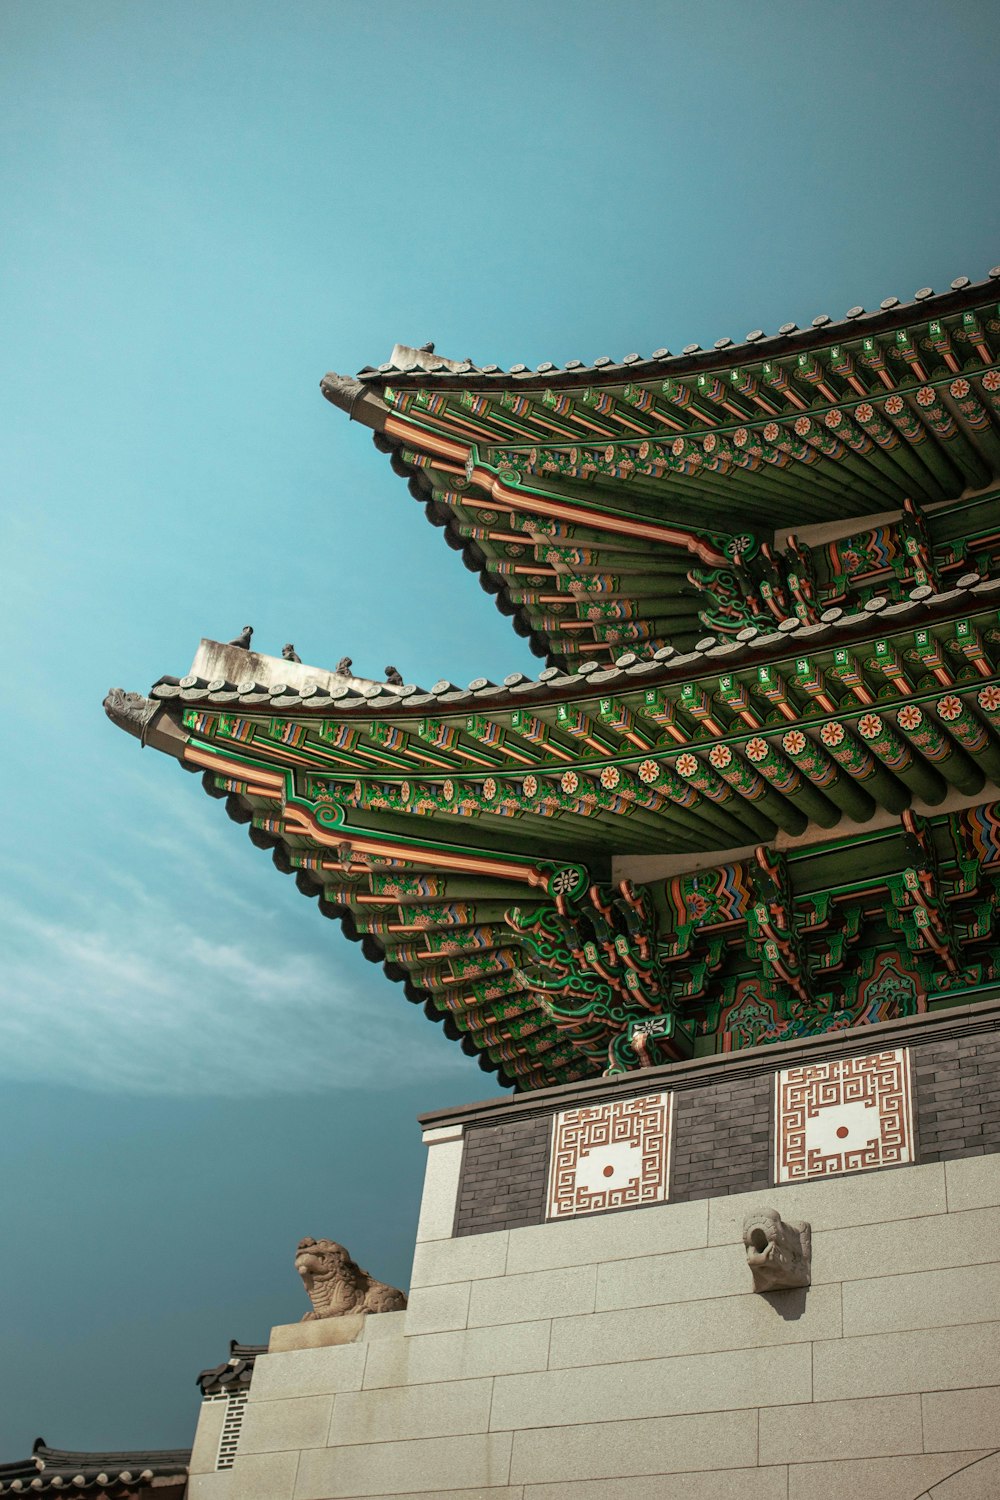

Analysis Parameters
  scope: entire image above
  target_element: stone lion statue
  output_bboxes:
[295,1237,407,1319]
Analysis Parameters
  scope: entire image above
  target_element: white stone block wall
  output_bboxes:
[191,1149,1000,1499]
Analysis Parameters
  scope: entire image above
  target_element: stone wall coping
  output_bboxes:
[418,997,1000,1132]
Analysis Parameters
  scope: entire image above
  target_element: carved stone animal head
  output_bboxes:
[103,688,158,742]
[296,1237,353,1296]
[742,1209,811,1292]
[295,1237,406,1320]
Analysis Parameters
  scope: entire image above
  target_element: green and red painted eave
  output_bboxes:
[323,273,1000,664]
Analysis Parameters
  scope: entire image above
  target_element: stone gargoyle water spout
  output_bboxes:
[295,1237,407,1320]
[742,1209,811,1292]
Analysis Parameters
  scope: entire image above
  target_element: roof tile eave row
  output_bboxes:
[354,271,1000,391]
[148,574,1000,719]
[0,1442,190,1494]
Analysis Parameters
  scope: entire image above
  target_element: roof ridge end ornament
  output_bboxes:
[103,688,158,747]
[319,372,388,432]
[388,343,471,374]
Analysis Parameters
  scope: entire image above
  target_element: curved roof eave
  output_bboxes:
[352,271,1000,391]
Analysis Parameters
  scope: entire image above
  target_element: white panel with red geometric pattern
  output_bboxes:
[546,1091,672,1220]
[774,1048,914,1184]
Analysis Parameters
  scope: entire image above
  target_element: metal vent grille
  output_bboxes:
[216,1389,250,1470]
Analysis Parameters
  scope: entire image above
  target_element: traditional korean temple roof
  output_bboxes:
[0,1441,188,1495]
[107,261,1000,1092]
[323,268,1000,665]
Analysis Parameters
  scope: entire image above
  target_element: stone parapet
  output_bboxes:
[201,1150,1000,1498]
[415,1001,1000,1239]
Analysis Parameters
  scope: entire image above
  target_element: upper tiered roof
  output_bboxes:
[323,269,1000,664]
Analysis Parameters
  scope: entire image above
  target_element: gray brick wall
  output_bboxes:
[670,1072,773,1203]
[444,1005,1000,1238]
[914,1028,1000,1161]
[453,1114,550,1238]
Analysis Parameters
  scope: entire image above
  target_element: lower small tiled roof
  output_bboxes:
[0,1441,188,1494]
[196,1339,267,1396]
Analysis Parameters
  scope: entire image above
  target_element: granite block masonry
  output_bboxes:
[187,1001,1000,1498]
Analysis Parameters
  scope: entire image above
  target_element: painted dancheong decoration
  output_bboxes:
[106,268,1000,1090]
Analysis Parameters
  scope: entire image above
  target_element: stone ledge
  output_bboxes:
[269,1315,366,1351]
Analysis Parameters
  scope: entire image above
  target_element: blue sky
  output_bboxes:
[1,0,998,1457]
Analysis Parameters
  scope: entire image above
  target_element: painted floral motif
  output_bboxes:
[983,369,1000,393]
[638,759,660,784]
[733,427,749,447]
[442,779,455,801]
[859,714,883,739]
[950,378,971,399]
[709,744,732,768]
[821,722,845,747]
[856,403,873,422]
[746,737,768,762]
[915,386,935,407]
[550,867,581,898]
[560,770,580,794]
[979,685,1000,712]
[600,766,620,790]
[826,408,844,429]
[937,695,962,721]
[885,395,904,416]
[482,777,497,801]
[676,753,699,778]
[783,730,806,755]
[794,416,811,436]
[400,781,411,802]
[522,775,538,798]
[763,422,779,442]
[897,705,923,731]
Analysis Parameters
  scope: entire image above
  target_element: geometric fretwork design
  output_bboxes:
[546,1091,672,1219]
[775,1048,914,1184]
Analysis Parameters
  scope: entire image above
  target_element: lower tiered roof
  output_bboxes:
[107,562,1000,1089]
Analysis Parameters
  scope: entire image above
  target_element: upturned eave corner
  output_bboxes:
[319,371,388,431]
[102,687,187,759]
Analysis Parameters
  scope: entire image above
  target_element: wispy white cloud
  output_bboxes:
[0,748,469,1097]
[0,889,464,1098]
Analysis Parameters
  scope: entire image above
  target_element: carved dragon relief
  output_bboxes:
[502,864,697,1074]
